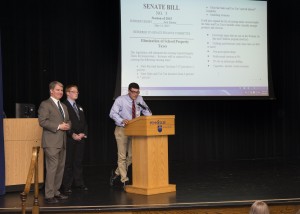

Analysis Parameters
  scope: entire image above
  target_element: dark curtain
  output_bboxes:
[0,0,300,165]
[0,32,6,195]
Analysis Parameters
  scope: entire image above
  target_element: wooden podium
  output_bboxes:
[124,115,176,195]
[3,118,44,187]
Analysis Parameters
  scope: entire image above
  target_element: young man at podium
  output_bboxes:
[109,82,152,188]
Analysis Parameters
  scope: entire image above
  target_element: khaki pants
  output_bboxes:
[114,126,132,183]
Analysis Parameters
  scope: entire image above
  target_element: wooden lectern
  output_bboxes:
[124,115,176,195]
[3,118,44,188]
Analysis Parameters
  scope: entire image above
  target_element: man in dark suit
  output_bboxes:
[62,85,88,194]
[38,81,71,203]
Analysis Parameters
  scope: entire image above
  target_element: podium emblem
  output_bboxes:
[157,125,162,132]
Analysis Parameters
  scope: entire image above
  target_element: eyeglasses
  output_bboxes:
[69,91,79,94]
[130,90,140,94]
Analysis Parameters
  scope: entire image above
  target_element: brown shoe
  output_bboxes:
[45,197,59,204]
[54,193,68,200]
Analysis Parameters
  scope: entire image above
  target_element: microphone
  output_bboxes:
[137,102,146,110]
[137,102,152,114]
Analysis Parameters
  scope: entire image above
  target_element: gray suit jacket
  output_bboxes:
[38,98,71,149]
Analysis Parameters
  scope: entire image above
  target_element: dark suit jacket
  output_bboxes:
[63,100,88,141]
[38,98,71,148]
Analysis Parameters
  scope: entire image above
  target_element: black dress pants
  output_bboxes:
[62,139,85,188]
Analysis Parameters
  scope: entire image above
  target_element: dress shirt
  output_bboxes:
[50,97,65,117]
[109,94,152,127]
[67,98,76,107]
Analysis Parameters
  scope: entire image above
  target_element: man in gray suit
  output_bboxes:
[38,81,71,203]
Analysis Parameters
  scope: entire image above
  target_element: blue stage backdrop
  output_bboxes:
[0,33,5,195]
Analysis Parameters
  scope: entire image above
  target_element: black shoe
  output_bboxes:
[64,187,72,194]
[45,197,59,204]
[54,193,68,200]
[110,170,120,187]
[123,180,129,190]
[76,185,88,191]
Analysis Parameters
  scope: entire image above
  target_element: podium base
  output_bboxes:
[125,184,176,195]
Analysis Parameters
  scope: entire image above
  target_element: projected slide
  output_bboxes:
[121,0,268,97]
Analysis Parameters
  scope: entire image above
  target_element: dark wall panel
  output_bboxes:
[1,1,300,164]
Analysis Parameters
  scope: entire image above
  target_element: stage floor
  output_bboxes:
[1,159,300,213]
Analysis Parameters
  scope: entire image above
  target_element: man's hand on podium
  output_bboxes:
[122,119,129,126]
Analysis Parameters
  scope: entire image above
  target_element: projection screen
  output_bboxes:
[120,0,271,99]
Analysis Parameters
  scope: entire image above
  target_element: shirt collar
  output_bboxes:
[126,94,137,102]
[50,96,60,105]
[67,98,75,105]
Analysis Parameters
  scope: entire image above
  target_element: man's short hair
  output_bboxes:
[65,84,78,92]
[49,81,63,90]
[128,82,139,90]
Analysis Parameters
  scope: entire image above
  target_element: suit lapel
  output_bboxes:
[49,98,64,118]
[66,100,79,120]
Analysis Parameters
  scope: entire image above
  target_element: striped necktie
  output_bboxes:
[57,101,64,118]
[73,102,80,120]
[132,100,136,119]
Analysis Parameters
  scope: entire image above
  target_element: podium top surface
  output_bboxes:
[125,115,175,136]
[128,115,175,123]
[3,118,42,141]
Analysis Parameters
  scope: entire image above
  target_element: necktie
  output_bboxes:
[57,101,64,118]
[73,102,80,120]
[132,100,136,119]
